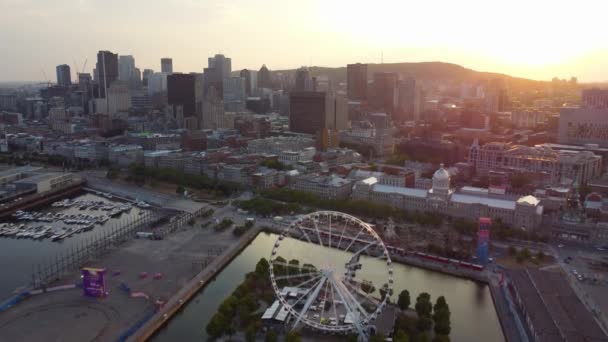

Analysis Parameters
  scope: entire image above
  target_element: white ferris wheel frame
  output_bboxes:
[268,210,394,339]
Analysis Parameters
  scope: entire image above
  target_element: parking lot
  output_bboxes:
[552,241,608,331]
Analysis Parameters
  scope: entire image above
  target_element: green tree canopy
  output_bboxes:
[394,329,410,342]
[415,292,433,318]
[255,258,270,276]
[265,329,277,342]
[398,289,411,310]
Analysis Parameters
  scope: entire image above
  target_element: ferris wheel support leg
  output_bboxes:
[329,275,368,340]
[291,275,327,330]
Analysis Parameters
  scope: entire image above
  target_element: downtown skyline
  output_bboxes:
[1,0,608,82]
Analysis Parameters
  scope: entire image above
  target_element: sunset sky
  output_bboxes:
[1,0,607,82]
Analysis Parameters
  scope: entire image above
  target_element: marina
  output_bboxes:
[0,192,153,299]
[3,199,135,242]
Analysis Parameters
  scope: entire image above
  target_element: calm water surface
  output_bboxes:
[153,232,505,342]
[0,192,149,299]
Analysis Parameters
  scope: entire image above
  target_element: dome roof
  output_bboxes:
[433,164,450,181]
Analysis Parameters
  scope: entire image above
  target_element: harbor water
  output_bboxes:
[0,192,150,299]
[153,232,505,342]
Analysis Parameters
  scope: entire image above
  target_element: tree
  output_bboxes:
[206,312,228,338]
[433,296,451,335]
[265,329,277,342]
[433,296,448,312]
[432,335,450,342]
[508,246,517,256]
[414,331,431,342]
[416,316,433,331]
[433,308,451,335]
[288,259,300,273]
[395,313,418,337]
[536,251,545,261]
[521,247,531,259]
[346,335,359,342]
[370,333,385,342]
[273,256,287,276]
[398,289,411,310]
[245,324,256,342]
[394,329,410,342]
[360,280,376,294]
[415,292,432,318]
[255,258,270,276]
[218,295,238,317]
[286,331,302,342]
[379,283,390,300]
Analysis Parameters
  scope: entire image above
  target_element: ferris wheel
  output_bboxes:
[269,211,394,340]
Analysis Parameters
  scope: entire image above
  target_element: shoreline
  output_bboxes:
[134,225,502,341]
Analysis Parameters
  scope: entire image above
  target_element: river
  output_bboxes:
[0,192,150,299]
[153,232,505,342]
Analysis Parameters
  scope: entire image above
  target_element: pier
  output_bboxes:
[0,179,86,220]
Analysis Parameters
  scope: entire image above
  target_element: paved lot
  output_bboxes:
[551,241,608,333]
[81,173,205,214]
[0,207,247,342]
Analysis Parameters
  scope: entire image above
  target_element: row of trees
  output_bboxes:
[390,290,451,342]
[508,245,546,264]
[452,217,549,243]
[260,188,444,226]
[214,218,234,232]
[235,197,303,217]
[206,258,282,341]
[260,159,288,170]
[127,163,240,197]
[233,220,255,236]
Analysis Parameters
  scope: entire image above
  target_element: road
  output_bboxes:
[81,172,206,214]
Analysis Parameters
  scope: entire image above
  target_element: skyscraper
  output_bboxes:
[161,58,173,73]
[204,54,231,97]
[295,67,313,91]
[258,64,272,89]
[347,63,367,100]
[202,86,225,129]
[96,50,119,98]
[372,72,398,116]
[289,91,347,135]
[142,69,154,86]
[167,73,197,117]
[398,77,421,121]
[240,69,252,96]
[208,54,231,79]
[56,64,71,87]
[119,55,135,82]
[223,77,246,112]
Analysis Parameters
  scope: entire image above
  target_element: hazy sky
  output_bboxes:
[1,0,607,82]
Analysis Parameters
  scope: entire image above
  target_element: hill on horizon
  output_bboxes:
[270,61,549,90]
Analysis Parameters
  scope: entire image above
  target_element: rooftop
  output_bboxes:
[14,172,72,184]
[517,195,541,206]
[509,269,608,342]
[451,193,516,210]
[0,166,42,179]
[373,184,428,198]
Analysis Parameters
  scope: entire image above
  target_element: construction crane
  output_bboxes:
[73,58,88,78]
[40,68,52,87]
[73,59,80,76]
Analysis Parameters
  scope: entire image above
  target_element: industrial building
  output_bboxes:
[508,269,608,342]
